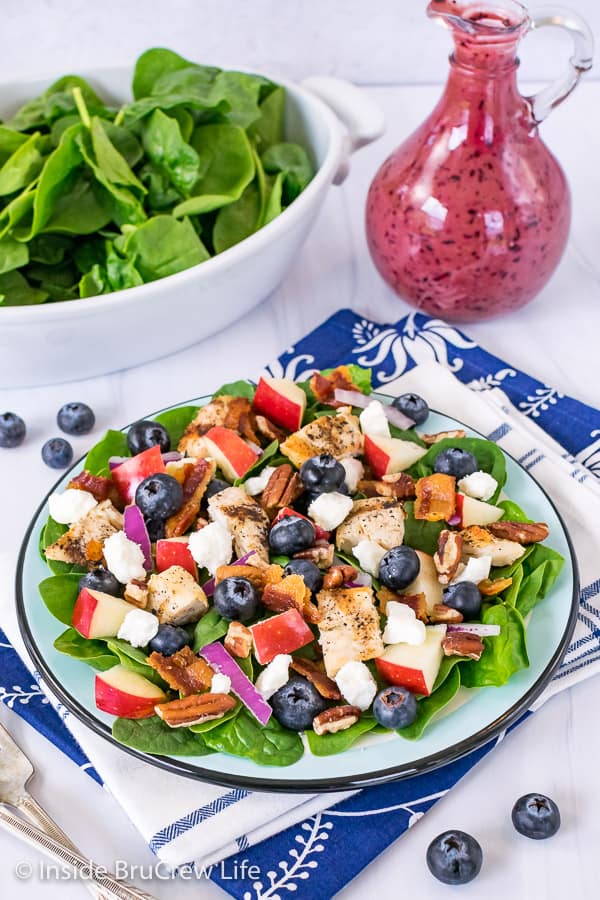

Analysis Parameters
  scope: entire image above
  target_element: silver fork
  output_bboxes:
[0,720,157,900]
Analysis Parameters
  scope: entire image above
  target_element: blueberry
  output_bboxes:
[148,624,191,657]
[78,567,121,597]
[269,516,316,556]
[283,559,323,594]
[434,447,478,479]
[213,577,259,622]
[512,793,561,840]
[205,477,230,499]
[127,419,170,455]
[426,830,483,885]
[373,686,417,729]
[379,546,420,592]
[146,517,166,542]
[270,675,327,731]
[135,473,183,520]
[57,402,95,436]
[300,454,346,495]
[392,393,429,425]
[0,412,26,448]
[42,437,73,469]
[443,582,482,620]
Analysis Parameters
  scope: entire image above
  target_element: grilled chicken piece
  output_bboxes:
[44,500,123,567]
[461,525,526,567]
[335,497,405,554]
[317,586,384,678]
[280,406,363,468]
[208,486,270,566]
[147,565,208,625]
[178,395,260,454]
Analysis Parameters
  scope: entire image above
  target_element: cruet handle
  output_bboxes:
[527,6,594,122]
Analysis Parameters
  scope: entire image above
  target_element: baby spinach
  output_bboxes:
[121,215,209,280]
[142,109,202,196]
[262,142,313,203]
[104,638,166,687]
[305,716,381,756]
[39,573,81,624]
[53,627,118,671]
[189,701,241,734]
[234,439,279,485]
[112,715,213,756]
[403,501,446,556]
[213,380,256,401]
[513,544,564,618]
[84,428,130,476]
[202,709,304,766]
[398,666,461,740]
[193,609,230,651]
[0,239,29,275]
[154,405,199,446]
[0,270,48,305]
[460,605,529,688]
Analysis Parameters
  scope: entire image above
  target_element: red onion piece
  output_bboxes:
[448,513,462,526]
[162,451,183,463]
[333,389,415,429]
[346,571,372,588]
[384,403,416,430]
[123,505,152,571]
[108,456,129,471]
[200,642,272,725]
[202,550,256,597]
[446,624,501,636]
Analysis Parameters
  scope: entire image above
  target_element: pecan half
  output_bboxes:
[155,693,236,728]
[261,464,303,514]
[433,530,463,585]
[421,429,467,445]
[147,646,214,696]
[313,705,361,736]
[124,579,149,609]
[294,541,335,568]
[377,587,428,621]
[487,521,549,544]
[224,621,253,658]
[442,632,484,660]
[290,657,341,699]
[429,603,464,624]
[322,564,358,590]
[479,576,513,596]
[414,473,456,522]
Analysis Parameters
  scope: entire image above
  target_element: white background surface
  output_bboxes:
[1,1,600,898]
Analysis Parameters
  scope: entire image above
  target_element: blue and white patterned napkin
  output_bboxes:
[1,309,599,899]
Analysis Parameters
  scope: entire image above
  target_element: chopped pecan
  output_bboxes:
[358,472,416,500]
[290,657,341,699]
[165,458,216,537]
[479,576,513,596]
[85,539,104,563]
[68,470,122,507]
[147,646,214,696]
[309,365,362,406]
[312,705,361,736]
[254,415,288,444]
[442,632,484,660]
[263,574,320,624]
[421,429,467,445]
[322,564,358,590]
[155,693,237,728]
[294,541,335,568]
[433,530,463,585]
[215,564,266,590]
[224,621,253,658]
[124,579,149,609]
[261,464,303,514]
[377,587,428,621]
[487,521,549,544]
[430,603,464,624]
[414,473,456,522]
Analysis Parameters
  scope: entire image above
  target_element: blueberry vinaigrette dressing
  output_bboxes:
[366,0,593,322]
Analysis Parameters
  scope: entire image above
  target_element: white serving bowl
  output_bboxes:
[0,68,384,387]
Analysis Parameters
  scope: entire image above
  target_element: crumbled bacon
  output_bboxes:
[165,458,216,537]
[147,646,214,696]
[68,470,122,507]
[262,573,321,624]
[310,365,363,406]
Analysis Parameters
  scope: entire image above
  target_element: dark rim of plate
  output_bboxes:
[15,394,580,793]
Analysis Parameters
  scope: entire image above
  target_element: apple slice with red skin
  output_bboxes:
[375,625,447,696]
[156,538,197,578]
[252,377,306,432]
[111,445,166,504]
[455,493,503,528]
[202,426,259,481]
[250,609,314,665]
[404,550,444,615]
[363,434,427,479]
[95,665,166,719]
[272,506,330,542]
[72,588,133,639]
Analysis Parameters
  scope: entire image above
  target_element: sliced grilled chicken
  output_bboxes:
[335,497,405,554]
[317,586,384,677]
[147,565,209,625]
[280,406,363,468]
[178,395,260,454]
[461,525,525,567]
[208,486,270,566]
[44,500,123,567]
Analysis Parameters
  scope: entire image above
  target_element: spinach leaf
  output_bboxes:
[213,380,255,401]
[234,440,279,485]
[513,544,564,617]
[5,76,107,131]
[262,142,313,203]
[0,126,28,165]
[84,428,129,476]
[0,239,28,275]
[305,716,380,756]
[132,48,217,100]
[211,70,272,130]
[112,715,213,756]
[122,215,209,280]
[189,701,241,734]
[0,270,48,306]
[28,234,73,265]
[460,605,529,688]
[104,638,166,686]
[192,609,229,651]
[154,405,200,446]
[409,437,507,501]
[0,133,48,196]
[403,501,446,556]
[39,574,81,624]
[104,242,143,291]
[53,627,118,671]
[142,109,202,196]
[212,180,260,253]
[203,708,304,766]
[249,86,285,149]
[263,172,284,225]
[398,666,461,740]
[498,499,531,522]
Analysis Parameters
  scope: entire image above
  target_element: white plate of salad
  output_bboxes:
[17,364,578,791]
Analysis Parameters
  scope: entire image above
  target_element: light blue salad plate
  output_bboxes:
[16,396,579,792]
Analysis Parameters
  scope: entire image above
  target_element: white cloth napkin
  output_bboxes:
[2,361,598,869]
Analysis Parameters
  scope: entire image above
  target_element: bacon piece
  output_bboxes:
[147,646,214,696]
[414,474,456,522]
[165,458,216,537]
[262,574,321,624]
[310,365,364,406]
[68,470,122,507]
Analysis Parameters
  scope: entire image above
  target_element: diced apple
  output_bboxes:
[364,434,427,479]
[252,376,306,432]
[156,538,197,578]
[375,625,447,696]
[202,426,259,481]
[403,550,444,614]
[250,609,314,665]
[71,588,133,639]
[455,493,503,528]
[112,445,166,504]
[95,665,166,719]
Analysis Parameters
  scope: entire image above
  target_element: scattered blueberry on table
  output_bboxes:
[434,447,478,479]
[392,393,429,425]
[426,829,483,885]
[79,567,122,597]
[213,576,260,622]
[0,412,26,448]
[270,675,327,731]
[379,546,421,591]
[57,402,95,436]
[41,437,73,469]
[127,419,171,455]
[512,793,561,840]
[373,685,417,729]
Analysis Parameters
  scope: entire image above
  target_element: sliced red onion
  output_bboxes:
[448,513,462,526]
[333,389,415,429]
[446,624,501,637]
[202,550,256,597]
[347,571,372,588]
[162,451,183,463]
[123,505,152,570]
[108,455,129,470]
[200,641,272,725]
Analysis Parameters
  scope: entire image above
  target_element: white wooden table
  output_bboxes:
[1,82,599,900]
